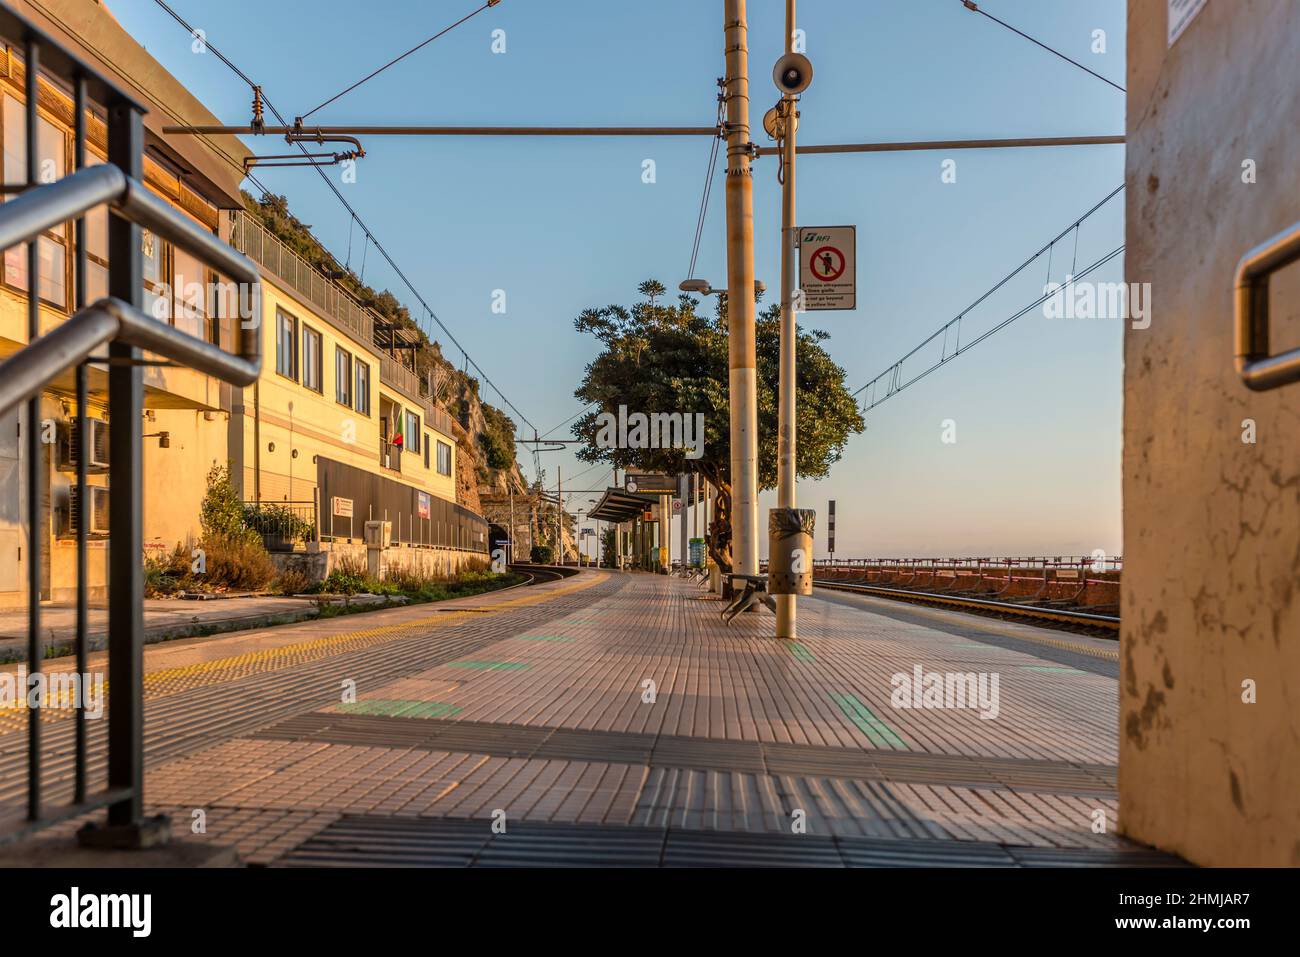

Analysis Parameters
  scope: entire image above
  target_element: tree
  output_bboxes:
[572,281,864,571]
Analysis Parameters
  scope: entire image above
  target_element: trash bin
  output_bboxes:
[768,507,815,595]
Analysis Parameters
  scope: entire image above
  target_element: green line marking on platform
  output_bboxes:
[448,661,532,671]
[1020,665,1085,674]
[829,692,908,749]
[519,635,573,642]
[338,700,463,719]
[784,640,815,662]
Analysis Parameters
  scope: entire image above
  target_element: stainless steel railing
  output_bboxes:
[0,4,261,849]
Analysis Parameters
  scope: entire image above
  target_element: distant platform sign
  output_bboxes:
[625,473,678,494]
[799,225,856,311]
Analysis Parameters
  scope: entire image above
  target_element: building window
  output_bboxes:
[335,347,352,407]
[424,434,430,470]
[2,95,69,309]
[302,325,322,392]
[354,361,370,416]
[141,228,169,321]
[172,243,208,341]
[436,440,452,476]
[276,309,298,379]
[404,411,421,453]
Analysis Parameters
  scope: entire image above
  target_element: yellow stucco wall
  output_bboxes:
[243,281,457,509]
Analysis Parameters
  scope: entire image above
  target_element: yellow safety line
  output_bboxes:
[140,571,609,695]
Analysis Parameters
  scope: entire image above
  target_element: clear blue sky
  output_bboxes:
[111,0,1127,559]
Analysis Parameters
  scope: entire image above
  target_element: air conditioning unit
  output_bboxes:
[57,418,110,473]
[364,520,391,549]
[67,485,110,537]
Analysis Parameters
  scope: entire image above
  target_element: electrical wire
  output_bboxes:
[852,184,1126,411]
[149,0,537,433]
[959,1,1126,94]
[300,2,500,121]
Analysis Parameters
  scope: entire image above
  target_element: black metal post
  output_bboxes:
[104,97,145,831]
[24,33,41,823]
[73,73,88,805]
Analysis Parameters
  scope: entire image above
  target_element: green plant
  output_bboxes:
[531,544,553,564]
[273,567,314,596]
[199,534,276,591]
[200,463,259,546]
[243,502,316,546]
[571,280,865,572]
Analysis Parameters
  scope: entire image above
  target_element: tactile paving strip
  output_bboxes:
[254,712,1118,796]
[277,814,1183,868]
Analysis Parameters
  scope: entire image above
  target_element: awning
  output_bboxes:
[588,487,660,523]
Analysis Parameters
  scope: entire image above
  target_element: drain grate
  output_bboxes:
[255,713,1118,796]
[277,815,1185,868]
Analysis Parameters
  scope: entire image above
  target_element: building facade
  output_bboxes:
[0,0,481,608]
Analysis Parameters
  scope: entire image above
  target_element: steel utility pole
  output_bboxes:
[775,0,799,639]
[724,0,759,588]
[556,466,562,565]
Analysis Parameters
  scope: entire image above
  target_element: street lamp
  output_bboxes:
[678,278,766,297]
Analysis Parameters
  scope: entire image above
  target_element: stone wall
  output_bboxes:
[271,542,489,585]
[1121,0,1300,866]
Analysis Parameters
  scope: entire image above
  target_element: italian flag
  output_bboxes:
[391,407,404,447]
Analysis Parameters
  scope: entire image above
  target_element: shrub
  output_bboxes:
[531,544,553,564]
[199,534,276,591]
[273,567,314,596]
[315,553,373,595]
[199,463,259,546]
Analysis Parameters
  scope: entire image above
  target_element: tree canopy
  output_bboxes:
[572,280,864,569]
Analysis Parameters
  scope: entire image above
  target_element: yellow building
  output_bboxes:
[0,0,481,608]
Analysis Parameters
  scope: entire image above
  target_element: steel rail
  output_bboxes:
[813,578,1120,631]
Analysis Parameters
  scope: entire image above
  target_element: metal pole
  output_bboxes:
[106,98,146,832]
[679,474,688,576]
[775,0,798,639]
[508,486,515,566]
[724,0,759,585]
[751,134,1125,157]
[556,466,562,564]
[24,35,41,821]
[164,124,721,137]
[73,72,88,805]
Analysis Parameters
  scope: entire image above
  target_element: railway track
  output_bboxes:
[812,578,1119,638]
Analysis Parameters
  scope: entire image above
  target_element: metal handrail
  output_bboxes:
[1235,219,1300,391]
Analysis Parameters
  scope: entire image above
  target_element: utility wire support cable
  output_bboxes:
[299,1,501,121]
[149,0,538,433]
[959,1,1126,94]
[687,92,725,280]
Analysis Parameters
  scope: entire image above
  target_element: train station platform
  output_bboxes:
[0,569,1180,867]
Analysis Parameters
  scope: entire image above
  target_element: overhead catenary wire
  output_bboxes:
[149,0,538,434]
[852,184,1126,412]
[959,1,1126,94]
[299,1,501,121]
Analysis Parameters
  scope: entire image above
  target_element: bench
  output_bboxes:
[722,574,776,623]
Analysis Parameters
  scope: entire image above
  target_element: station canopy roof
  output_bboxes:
[588,487,661,523]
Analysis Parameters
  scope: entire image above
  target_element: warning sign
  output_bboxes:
[798,225,856,311]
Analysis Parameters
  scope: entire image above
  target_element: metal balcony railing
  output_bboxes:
[0,6,261,849]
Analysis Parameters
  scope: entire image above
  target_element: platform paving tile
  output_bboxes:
[6,570,1164,864]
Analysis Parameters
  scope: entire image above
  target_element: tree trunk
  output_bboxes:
[697,462,733,574]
